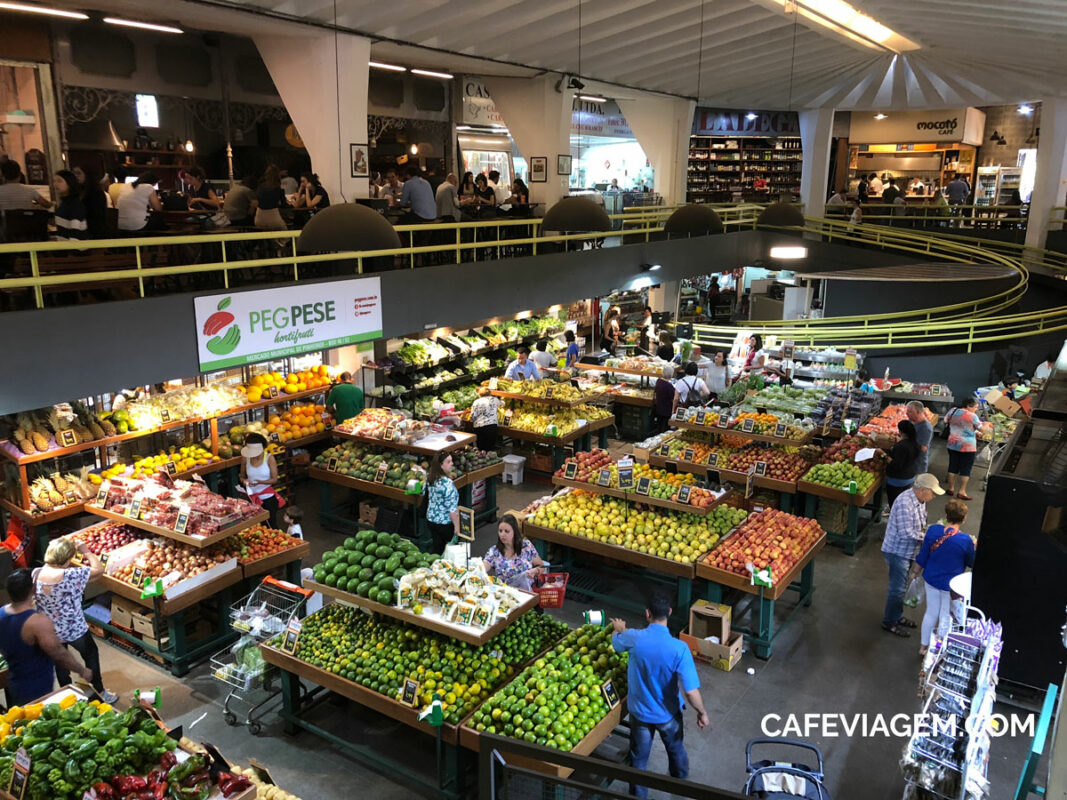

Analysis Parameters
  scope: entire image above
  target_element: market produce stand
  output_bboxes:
[260,641,471,799]
[796,478,883,555]
[519,516,697,628]
[549,476,730,516]
[332,427,476,456]
[695,534,825,660]
[496,418,614,470]
[607,392,654,441]
[85,504,269,549]
[303,578,538,646]
[670,418,816,447]
[308,465,426,543]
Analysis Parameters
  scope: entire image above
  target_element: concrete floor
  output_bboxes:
[89,434,1041,799]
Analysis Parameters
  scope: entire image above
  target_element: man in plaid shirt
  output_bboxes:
[882,473,944,637]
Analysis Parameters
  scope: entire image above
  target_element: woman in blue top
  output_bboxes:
[913,499,975,655]
[425,453,459,554]
[564,330,580,369]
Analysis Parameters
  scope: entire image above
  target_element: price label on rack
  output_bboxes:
[174,505,191,535]
[843,348,858,371]
[326,457,339,472]
[159,408,171,423]
[322,413,333,430]
[683,448,696,463]
[618,466,634,490]
[822,415,832,436]
[932,384,942,396]
[674,408,687,422]
[706,452,719,469]
[717,413,730,429]
[269,432,281,444]
[563,462,578,480]
[163,462,178,477]
[128,498,142,519]
[382,422,397,440]
[488,377,499,391]
[374,462,389,484]
[267,386,279,399]
[457,506,475,541]
[774,421,788,438]
[657,443,672,457]
[132,567,145,587]
[782,340,795,360]
[635,477,651,496]
[596,469,612,487]
[677,485,692,504]
[401,678,420,707]
[544,385,555,400]
[95,480,110,507]
[601,680,620,709]
[745,464,756,499]
[694,410,708,426]
[742,418,755,433]
[10,748,30,800]
[281,618,302,654]
[58,429,78,448]
[755,461,768,476]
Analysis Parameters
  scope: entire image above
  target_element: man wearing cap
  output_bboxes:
[881,473,944,637]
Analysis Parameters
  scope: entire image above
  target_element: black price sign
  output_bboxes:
[657,443,672,457]
[717,413,730,429]
[683,448,696,463]
[128,498,142,519]
[327,457,339,472]
[95,481,110,507]
[707,452,719,468]
[457,506,475,541]
[782,341,795,360]
[597,469,612,487]
[267,386,279,399]
[382,422,397,440]
[931,384,942,396]
[618,467,634,490]
[281,619,302,654]
[694,410,708,426]
[99,552,109,566]
[163,462,178,477]
[374,462,389,484]
[59,429,78,448]
[674,408,687,422]
[742,418,755,433]
[9,748,29,800]
[132,567,145,587]
[174,508,190,535]
[635,477,651,496]
[755,461,767,476]
[677,485,692,504]
[159,408,171,423]
[401,678,420,707]
[563,462,578,480]
[544,385,555,400]
[323,413,333,430]
[774,422,788,438]
[601,680,620,709]
[269,432,281,444]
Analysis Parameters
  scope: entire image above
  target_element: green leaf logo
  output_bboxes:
[218,297,232,311]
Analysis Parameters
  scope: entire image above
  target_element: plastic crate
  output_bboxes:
[535,572,569,608]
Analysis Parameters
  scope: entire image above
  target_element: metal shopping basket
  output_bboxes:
[534,571,569,608]
[211,576,312,734]
[742,738,831,799]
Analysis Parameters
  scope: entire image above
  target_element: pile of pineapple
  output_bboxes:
[25,468,97,514]
[8,403,116,456]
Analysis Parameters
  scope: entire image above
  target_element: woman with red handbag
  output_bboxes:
[912,499,976,656]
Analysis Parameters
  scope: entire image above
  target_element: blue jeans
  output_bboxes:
[630,713,688,798]
[883,552,912,627]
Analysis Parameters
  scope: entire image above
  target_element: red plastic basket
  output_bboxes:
[534,572,570,609]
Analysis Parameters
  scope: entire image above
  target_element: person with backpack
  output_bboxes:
[912,499,975,655]
[674,362,710,408]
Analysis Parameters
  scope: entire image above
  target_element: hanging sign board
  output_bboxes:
[457,506,475,541]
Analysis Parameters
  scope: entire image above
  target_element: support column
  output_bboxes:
[482,76,574,210]
[798,108,835,219]
[615,96,696,207]
[255,32,370,201]
[1025,97,1067,252]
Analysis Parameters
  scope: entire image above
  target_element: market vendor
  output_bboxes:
[326,371,365,425]
[505,346,541,381]
[483,514,544,591]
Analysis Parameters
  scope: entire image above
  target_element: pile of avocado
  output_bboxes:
[310,530,436,605]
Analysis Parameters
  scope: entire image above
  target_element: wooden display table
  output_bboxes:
[260,642,469,799]
[496,417,613,471]
[695,534,826,660]
[86,504,270,549]
[796,476,884,555]
[490,389,592,407]
[308,464,429,547]
[241,538,311,579]
[670,418,815,447]
[333,427,476,456]
[550,476,729,516]
[304,578,539,646]
[453,461,505,524]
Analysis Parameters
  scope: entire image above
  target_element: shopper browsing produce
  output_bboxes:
[674,362,710,408]
[706,351,732,400]
[483,514,544,590]
[0,569,92,705]
[530,340,556,371]
[743,334,766,373]
[33,538,117,702]
[652,364,679,433]
[505,347,542,381]
[656,331,677,363]
[881,473,944,638]
[945,398,982,501]
[325,371,365,425]
[425,453,460,553]
[611,592,708,799]
[884,420,921,512]
[240,432,281,527]
[912,499,975,656]
[469,386,502,450]
[907,401,934,474]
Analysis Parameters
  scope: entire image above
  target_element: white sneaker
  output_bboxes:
[100,690,119,704]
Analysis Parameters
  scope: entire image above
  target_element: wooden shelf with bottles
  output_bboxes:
[686,135,803,202]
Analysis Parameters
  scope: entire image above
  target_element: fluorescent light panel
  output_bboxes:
[0,1,86,18]
[770,246,808,260]
[873,113,887,120]
[369,61,406,72]
[771,0,919,53]
[411,68,453,79]
[1018,104,1034,115]
[104,16,183,33]
[578,95,608,103]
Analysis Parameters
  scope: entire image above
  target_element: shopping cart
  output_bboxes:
[742,739,831,799]
[534,571,569,608]
[212,576,311,734]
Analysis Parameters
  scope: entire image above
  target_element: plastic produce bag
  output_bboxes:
[903,575,925,608]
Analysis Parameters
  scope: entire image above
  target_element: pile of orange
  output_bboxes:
[267,403,332,442]
[242,365,333,402]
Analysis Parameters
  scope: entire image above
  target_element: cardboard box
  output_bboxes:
[141,633,170,651]
[111,597,136,630]
[131,609,157,637]
[359,501,379,526]
[984,389,1022,418]
[680,600,743,672]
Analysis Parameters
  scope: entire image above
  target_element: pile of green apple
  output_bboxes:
[801,461,876,493]
[469,625,628,749]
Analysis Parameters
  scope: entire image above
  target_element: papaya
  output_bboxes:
[355,580,372,597]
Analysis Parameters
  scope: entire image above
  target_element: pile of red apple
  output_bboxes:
[72,521,145,555]
[554,448,613,483]
[726,445,811,482]
[701,508,823,582]
[821,437,886,474]
[214,524,301,564]
[672,485,718,509]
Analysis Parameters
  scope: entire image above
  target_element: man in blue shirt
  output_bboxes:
[504,347,541,381]
[612,593,708,798]
[881,473,943,638]
[399,166,437,223]
[907,401,934,474]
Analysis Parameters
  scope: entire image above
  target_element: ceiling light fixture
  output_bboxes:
[746,112,759,121]
[1018,104,1034,115]
[184,139,194,153]
[769,245,808,260]
[368,61,406,72]
[768,0,919,53]
[409,144,419,155]
[411,68,454,79]
[0,1,86,19]
[874,113,888,120]
[578,95,607,103]
[103,17,183,33]
[641,263,662,272]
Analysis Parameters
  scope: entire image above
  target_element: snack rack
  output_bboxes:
[212,576,312,734]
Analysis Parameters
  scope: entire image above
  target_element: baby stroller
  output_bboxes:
[743,739,831,800]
